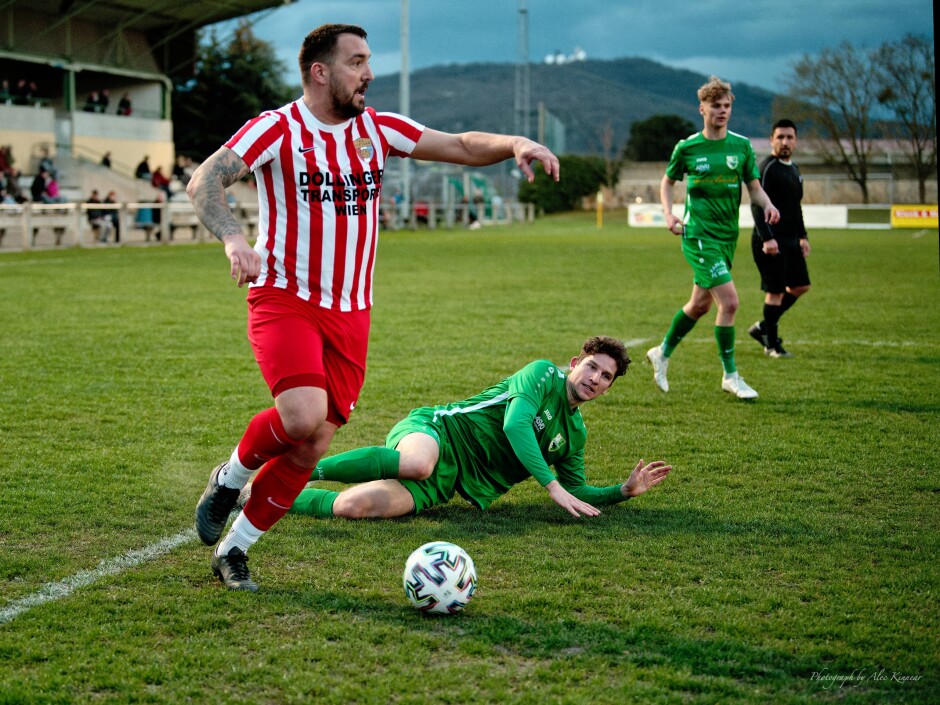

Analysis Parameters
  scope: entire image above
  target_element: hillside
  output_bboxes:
[365,57,779,156]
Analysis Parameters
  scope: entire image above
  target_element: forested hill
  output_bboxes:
[365,57,779,156]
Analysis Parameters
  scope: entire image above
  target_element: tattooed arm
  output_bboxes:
[187,147,261,287]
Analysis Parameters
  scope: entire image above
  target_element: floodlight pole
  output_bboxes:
[400,0,412,222]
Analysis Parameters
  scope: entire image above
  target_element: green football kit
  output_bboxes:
[290,360,627,517]
[666,131,759,289]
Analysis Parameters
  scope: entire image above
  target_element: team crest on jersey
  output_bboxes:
[726,155,739,169]
[354,137,375,162]
[548,433,565,453]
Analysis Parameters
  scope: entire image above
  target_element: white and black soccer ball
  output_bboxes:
[403,541,477,615]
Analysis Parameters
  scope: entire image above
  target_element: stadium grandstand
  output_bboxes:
[0,1,292,201]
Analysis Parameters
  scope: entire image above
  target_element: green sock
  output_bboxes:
[289,488,339,518]
[715,325,737,374]
[662,310,698,357]
[313,446,400,483]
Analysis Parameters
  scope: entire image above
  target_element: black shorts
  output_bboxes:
[751,235,811,294]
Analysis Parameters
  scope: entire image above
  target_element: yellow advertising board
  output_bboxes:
[890,205,938,228]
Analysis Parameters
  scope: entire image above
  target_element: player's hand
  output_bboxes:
[621,459,671,498]
[665,213,684,236]
[545,480,601,518]
[222,233,261,287]
[762,238,779,256]
[800,238,810,258]
[514,138,560,183]
[764,204,781,225]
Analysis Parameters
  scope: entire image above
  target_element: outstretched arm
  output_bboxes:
[411,129,559,183]
[187,147,260,287]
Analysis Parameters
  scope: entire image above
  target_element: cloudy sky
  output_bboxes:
[219,0,933,93]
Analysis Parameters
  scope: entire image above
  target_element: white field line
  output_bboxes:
[625,337,935,349]
[0,528,197,626]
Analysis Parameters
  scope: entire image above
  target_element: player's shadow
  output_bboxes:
[260,586,904,702]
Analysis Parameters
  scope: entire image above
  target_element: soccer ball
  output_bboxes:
[403,541,477,615]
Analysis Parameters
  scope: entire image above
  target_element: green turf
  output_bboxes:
[0,211,937,704]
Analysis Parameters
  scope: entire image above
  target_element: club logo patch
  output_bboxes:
[548,433,566,453]
[726,155,739,169]
[354,137,375,162]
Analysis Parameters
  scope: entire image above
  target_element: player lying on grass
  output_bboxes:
[240,336,671,520]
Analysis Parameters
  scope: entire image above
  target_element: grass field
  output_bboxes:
[0,210,937,704]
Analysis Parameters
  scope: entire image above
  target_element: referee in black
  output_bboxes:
[748,119,811,358]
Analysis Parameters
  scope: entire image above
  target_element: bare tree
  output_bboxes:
[782,42,883,203]
[875,34,937,203]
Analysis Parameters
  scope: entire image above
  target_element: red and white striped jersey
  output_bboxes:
[225,100,425,311]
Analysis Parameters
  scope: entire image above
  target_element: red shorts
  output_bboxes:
[246,287,370,426]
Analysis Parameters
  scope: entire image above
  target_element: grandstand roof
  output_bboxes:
[4,0,294,34]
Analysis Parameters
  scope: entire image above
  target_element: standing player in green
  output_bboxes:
[647,76,780,399]
[241,336,671,520]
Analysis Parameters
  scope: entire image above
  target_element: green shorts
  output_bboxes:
[682,237,737,289]
[385,407,459,515]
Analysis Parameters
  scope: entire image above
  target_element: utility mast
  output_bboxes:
[513,0,530,138]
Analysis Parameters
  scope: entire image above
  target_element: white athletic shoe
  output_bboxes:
[646,345,670,392]
[722,372,758,399]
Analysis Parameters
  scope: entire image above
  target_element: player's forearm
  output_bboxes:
[660,177,675,216]
[187,149,247,241]
[563,482,627,506]
[451,132,519,167]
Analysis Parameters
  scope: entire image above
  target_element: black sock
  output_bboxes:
[763,303,783,346]
[780,292,799,314]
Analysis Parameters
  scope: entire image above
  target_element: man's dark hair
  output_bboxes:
[298,24,368,85]
[577,336,631,379]
[772,118,798,135]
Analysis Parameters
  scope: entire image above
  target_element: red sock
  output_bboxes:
[242,455,312,531]
[237,407,299,471]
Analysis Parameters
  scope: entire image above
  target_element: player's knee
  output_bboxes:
[398,455,435,481]
[280,411,325,441]
[333,493,371,519]
[687,300,710,318]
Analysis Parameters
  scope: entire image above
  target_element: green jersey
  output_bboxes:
[418,360,624,510]
[665,131,759,242]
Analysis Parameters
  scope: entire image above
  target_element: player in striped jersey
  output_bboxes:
[189,24,561,591]
[239,336,671,521]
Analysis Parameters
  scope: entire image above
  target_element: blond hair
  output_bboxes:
[697,75,734,103]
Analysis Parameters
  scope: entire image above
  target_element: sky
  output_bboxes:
[217,0,934,93]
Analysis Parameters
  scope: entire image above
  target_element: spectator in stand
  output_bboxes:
[104,190,121,243]
[0,80,11,104]
[83,91,100,112]
[0,145,13,176]
[101,151,112,168]
[135,156,151,180]
[12,78,37,106]
[86,189,114,243]
[38,148,58,179]
[117,93,132,116]
[151,166,172,198]
[45,173,65,203]
[98,89,110,113]
[30,169,49,202]
[31,168,64,203]
[4,169,27,203]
